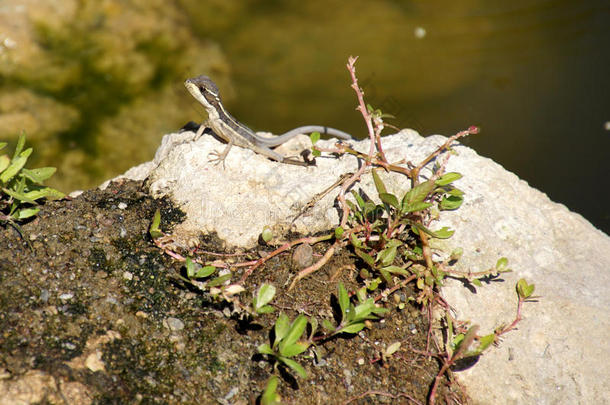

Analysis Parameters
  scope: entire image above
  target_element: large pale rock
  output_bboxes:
[118,129,609,404]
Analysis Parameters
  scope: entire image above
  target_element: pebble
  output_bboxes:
[118,202,128,210]
[165,317,185,331]
[59,293,73,300]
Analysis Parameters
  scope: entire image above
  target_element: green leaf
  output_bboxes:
[149,209,162,238]
[274,313,291,344]
[379,193,399,209]
[321,319,335,331]
[20,167,57,183]
[401,180,434,208]
[337,282,349,320]
[349,233,363,248]
[516,279,535,299]
[334,226,344,239]
[2,187,36,203]
[476,333,495,353]
[351,190,365,209]
[401,201,433,214]
[0,155,10,173]
[309,131,321,144]
[0,142,7,151]
[207,273,231,287]
[280,357,307,379]
[381,265,410,276]
[257,343,274,355]
[185,257,196,278]
[377,246,397,266]
[311,147,321,157]
[16,207,40,219]
[338,323,365,334]
[195,265,215,278]
[261,226,273,242]
[261,376,279,405]
[255,284,276,311]
[429,226,454,239]
[372,169,388,195]
[12,133,26,159]
[0,155,28,183]
[22,187,64,201]
[472,278,482,287]
[256,305,275,314]
[355,249,375,267]
[435,172,462,186]
[496,257,509,271]
[440,195,463,210]
[279,342,309,358]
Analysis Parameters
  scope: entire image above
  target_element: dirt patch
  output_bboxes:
[0,180,466,404]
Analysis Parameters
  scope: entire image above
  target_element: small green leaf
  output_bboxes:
[429,226,454,239]
[311,147,321,157]
[280,357,307,379]
[256,305,275,314]
[274,313,291,344]
[279,341,309,358]
[321,319,335,331]
[351,190,365,209]
[476,334,495,353]
[0,155,28,183]
[334,226,344,239]
[440,195,463,210]
[372,169,388,195]
[261,226,273,243]
[472,278,482,287]
[337,283,350,320]
[309,131,321,144]
[401,201,433,214]
[379,193,399,209]
[435,172,462,186]
[2,187,36,203]
[20,167,57,183]
[12,133,26,159]
[255,284,276,311]
[0,155,10,173]
[0,142,7,151]
[257,343,274,355]
[401,180,434,208]
[261,376,279,405]
[381,265,410,276]
[16,207,40,219]
[377,246,397,266]
[207,273,231,287]
[496,257,509,271]
[149,209,162,238]
[185,257,196,278]
[350,233,363,248]
[194,265,215,278]
[355,249,375,267]
[516,279,535,299]
[338,323,365,334]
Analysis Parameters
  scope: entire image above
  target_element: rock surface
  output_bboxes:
[117,128,609,404]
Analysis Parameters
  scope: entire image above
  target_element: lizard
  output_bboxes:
[184,75,353,166]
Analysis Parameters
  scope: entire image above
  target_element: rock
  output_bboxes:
[114,128,609,404]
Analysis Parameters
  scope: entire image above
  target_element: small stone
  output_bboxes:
[165,317,184,331]
[118,202,127,209]
[59,293,73,300]
[123,271,133,280]
[292,243,314,268]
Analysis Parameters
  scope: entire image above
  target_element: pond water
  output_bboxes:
[190,0,610,234]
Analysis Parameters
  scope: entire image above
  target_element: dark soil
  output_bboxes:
[0,180,466,404]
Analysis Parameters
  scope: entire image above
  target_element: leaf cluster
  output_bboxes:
[1,134,63,226]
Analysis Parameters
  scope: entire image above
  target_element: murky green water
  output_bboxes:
[186,0,610,233]
[1,0,608,233]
